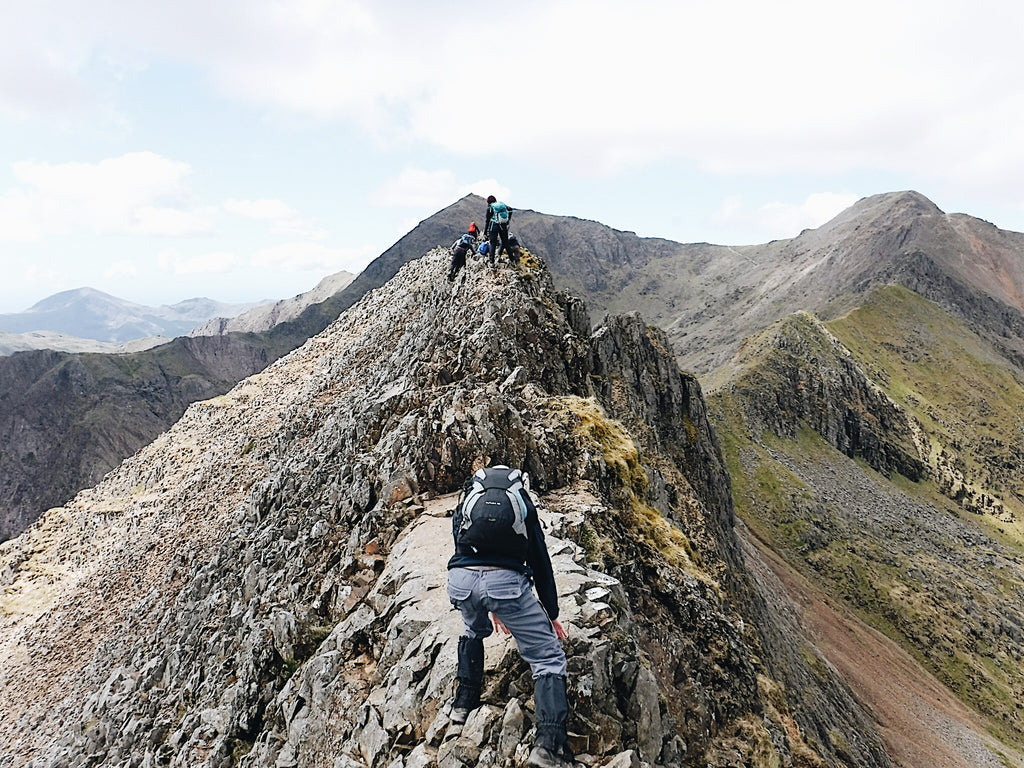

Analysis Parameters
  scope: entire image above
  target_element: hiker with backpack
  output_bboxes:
[484,195,518,265]
[448,226,477,281]
[447,465,577,768]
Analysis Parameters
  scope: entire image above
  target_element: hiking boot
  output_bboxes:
[527,746,579,768]
[450,636,483,726]
[449,690,478,725]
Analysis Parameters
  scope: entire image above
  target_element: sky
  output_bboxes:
[2,0,1024,314]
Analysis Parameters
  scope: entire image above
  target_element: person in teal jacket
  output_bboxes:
[484,195,518,265]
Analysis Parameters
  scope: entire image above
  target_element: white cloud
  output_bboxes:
[224,198,296,220]
[710,192,860,239]
[0,5,95,118]
[190,2,1022,199]
[5,1,1024,207]
[459,179,511,204]
[0,189,40,241]
[0,152,212,241]
[105,259,138,278]
[158,248,240,275]
[224,198,326,239]
[371,168,458,208]
[250,242,372,273]
[371,170,511,210]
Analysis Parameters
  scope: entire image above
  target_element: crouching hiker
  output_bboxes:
[448,227,476,281]
[447,465,578,768]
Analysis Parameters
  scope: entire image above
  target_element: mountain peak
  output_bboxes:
[26,286,127,313]
[2,288,263,344]
[817,190,944,234]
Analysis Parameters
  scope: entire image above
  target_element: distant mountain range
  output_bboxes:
[6,191,1024,544]
[188,270,355,337]
[0,287,267,348]
[0,329,169,356]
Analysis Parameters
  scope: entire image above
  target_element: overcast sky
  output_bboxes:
[1,0,1022,313]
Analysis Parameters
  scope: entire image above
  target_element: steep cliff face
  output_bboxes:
[0,334,282,543]
[1,250,887,767]
[717,312,927,483]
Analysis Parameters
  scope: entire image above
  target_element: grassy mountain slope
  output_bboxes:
[708,286,1024,749]
[828,285,1024,519]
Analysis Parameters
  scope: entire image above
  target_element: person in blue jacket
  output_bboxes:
[447,465,576,768]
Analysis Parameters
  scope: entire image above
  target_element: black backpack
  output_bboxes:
[452,233,473,257]
[455,467,530,560]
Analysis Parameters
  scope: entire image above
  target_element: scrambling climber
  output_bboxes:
[484,195,518,265]
[447,465,578,768]
[448,227,476,281]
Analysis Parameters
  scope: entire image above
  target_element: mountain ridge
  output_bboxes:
[0,248,889,767]
[708,280,1024,751]
[188,271,356,337]
[4,188,1023,543]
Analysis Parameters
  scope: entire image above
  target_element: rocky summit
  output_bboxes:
[1,248,888,767]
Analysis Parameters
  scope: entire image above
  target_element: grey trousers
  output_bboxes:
[447,567,567,678]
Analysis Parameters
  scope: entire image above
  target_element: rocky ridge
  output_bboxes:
[719,311,928,483]
[8,189,1022,546]
[1,249,887,767]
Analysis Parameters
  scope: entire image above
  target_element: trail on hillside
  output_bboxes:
[739,523,1024,768]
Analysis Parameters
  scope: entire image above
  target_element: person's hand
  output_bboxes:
[551,619,568,640]
[491,613,511,635]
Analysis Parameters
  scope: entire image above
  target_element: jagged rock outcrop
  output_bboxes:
[720,312,927,482]
[0,249,889,767]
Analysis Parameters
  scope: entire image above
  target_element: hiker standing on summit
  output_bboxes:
[484,195,517,265]
[447,465,577,768]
